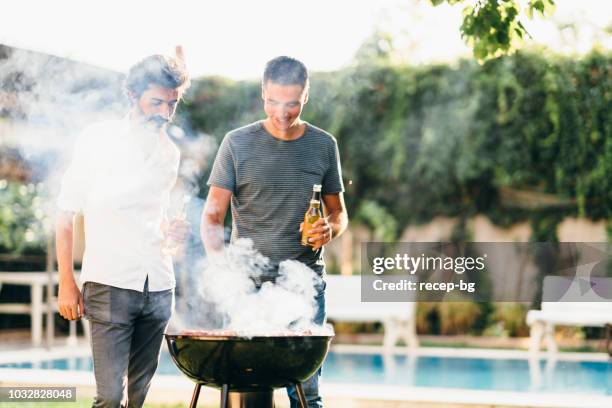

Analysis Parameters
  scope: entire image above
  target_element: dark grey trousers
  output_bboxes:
[83,280,173,408]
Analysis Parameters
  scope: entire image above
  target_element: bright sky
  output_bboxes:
[0,0,610,80]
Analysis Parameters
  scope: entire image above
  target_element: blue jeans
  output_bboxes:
[286,280,326,408]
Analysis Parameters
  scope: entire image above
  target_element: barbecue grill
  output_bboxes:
[165,330,333,408]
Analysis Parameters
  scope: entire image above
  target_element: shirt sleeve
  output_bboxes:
[207,134,236,194]
[56,132,92,212]
[322,137,345,194]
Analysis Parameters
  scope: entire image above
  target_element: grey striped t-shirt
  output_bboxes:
[207,120,344,274]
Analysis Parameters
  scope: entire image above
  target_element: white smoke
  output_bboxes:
[0,44,215,241]
[172,238,332,335]
[0,44,127,252]
[0,44,125,149]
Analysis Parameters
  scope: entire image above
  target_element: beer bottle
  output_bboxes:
[301,184,322,247]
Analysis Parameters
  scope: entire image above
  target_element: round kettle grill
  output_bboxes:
[165,331,333,408]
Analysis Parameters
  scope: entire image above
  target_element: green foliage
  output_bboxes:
[419,301,529,336]
[431,0,556,60]
[488,302,530,337]
[416,302,439,334]
[186,76,262,139]
[184,50,611,241]
[354,200,398,241]
[437,301,483,334]
[418,300,484,335]
[0,180,48,254]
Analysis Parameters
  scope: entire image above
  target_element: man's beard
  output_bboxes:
[146,114,170,129]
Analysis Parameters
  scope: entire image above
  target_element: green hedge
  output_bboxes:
[0,180,48,254]
[184,50,611,240]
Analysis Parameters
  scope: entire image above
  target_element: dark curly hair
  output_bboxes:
[124,55,190,100]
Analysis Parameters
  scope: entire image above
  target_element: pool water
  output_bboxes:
[324,353,611,395]
[2,352,610,395]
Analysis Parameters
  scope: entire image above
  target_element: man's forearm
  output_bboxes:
[56,212,76,284]
[328,209,348,240]
[201,186,232,257]
[201,213,225,255]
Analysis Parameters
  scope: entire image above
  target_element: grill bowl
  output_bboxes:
[165,331,333,391]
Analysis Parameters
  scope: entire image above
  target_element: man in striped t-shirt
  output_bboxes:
[201,56,348,407]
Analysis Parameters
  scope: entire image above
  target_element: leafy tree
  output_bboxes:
[431,0,556,60]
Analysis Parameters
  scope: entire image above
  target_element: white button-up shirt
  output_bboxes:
[57,118,180,292]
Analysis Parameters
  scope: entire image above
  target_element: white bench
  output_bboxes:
[526,276,612,354]
[325,275,418,349]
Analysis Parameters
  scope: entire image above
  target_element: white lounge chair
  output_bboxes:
[325,275,418,349]
[526,276,612,354]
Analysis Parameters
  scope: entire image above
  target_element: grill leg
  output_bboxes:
[294,383,308,408]
[190,383,202,408]
[221,384,230,408]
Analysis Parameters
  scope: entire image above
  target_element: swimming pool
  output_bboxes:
[1,349,610,396]
[325,352,611,395]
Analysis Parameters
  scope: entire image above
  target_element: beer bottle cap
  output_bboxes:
[313,184,322,192]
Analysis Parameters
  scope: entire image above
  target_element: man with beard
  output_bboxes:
[56,48,190,408]
[202,56,348,408]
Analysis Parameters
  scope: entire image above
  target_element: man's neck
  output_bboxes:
[263,119,305,141]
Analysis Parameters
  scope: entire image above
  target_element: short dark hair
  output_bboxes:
[125,55,190,99]
[263,56,308,88]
